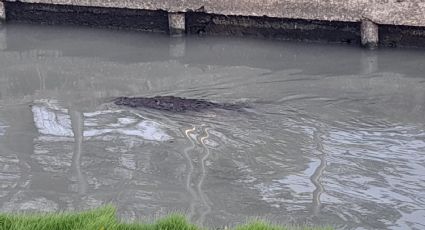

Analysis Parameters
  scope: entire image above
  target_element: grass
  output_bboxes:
[0,205,332,230]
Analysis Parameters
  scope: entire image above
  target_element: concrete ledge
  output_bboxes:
[2,1,425,48]
[363,2,425,27]
[4,0,425,27]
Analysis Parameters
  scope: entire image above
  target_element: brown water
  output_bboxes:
[0,23,424,230]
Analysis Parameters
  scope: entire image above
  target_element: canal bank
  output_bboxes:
[0,205,332,230]
[0,0,425,48]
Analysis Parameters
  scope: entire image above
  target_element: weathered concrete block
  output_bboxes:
[0,1,6,22]
[361,20,379,49]
[168,12,185,36]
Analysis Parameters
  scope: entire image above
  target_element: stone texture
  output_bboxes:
[0,1,5,21]
[168,12,185,36]
[361,20,379,49]
[363,1,425,27]
[3,0,425,27]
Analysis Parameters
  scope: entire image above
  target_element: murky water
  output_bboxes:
[0,23,424,230]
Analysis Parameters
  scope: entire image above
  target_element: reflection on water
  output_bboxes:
[0,121,6,136]
[32,100,74,137]
[0,23,425,229]
[32,100,172,141]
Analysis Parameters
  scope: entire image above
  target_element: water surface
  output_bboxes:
[0,23,424,230]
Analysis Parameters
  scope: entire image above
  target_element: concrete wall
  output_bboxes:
[3,0,425,27]
[1,0,425,48]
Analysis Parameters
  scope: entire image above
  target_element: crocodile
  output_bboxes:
[113,96,244,112]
